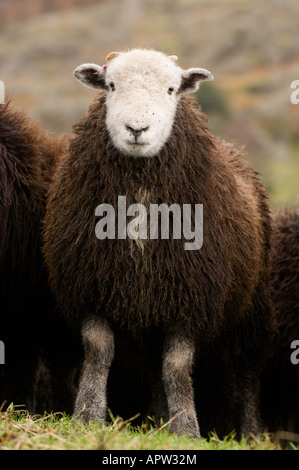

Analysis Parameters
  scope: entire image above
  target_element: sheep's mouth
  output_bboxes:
[127,141,149,146]
[122,141,154,158]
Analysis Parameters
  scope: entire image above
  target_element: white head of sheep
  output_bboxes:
[74,48,213,158]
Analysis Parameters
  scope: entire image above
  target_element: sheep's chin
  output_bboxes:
[115,140,162,158]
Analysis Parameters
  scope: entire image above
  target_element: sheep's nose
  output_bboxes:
[126,125,149,140]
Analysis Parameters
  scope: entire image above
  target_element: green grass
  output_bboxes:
[0,404,293,450]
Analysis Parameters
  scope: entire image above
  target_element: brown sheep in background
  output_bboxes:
[260,207,299,435]
[43,49,276,438]
[0,100,79,414]
[193,207,299,439]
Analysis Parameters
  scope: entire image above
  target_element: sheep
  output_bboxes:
[43,48,276,438]
[192,207,299,439]
[260,207,299,434]
[0,100,78,414]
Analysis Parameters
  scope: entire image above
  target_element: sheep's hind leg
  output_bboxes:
[162,333,200,438]
[73,316,114,424]
[149,368,169,426]
[226,365,262,441]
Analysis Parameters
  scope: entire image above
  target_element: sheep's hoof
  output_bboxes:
[169,416,200,439]
[72,404,106,425]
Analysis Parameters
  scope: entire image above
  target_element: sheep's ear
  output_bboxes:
[73,63,107,90]
[179,68,214,94]
[105,51,120,63]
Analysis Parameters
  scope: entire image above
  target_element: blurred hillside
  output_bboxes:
[0,0,100,20]
[0,0,298,207]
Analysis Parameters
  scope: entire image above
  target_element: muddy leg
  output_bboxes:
[74,316,114,423]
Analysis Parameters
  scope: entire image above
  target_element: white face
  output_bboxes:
[74,49,213,158]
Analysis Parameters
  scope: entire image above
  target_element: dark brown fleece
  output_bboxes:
[0,101,76,413]
[0,101,68,277]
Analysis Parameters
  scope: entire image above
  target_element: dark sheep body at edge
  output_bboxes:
[0,100,80,414]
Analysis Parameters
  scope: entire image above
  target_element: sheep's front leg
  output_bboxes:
[162,334,200,437]
[73,316,114,423]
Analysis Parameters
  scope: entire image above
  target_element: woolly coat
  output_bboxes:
[44,93,273,334]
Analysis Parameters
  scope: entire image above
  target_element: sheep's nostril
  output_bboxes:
[126,125,149,140]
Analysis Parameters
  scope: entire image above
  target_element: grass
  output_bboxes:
[0,403,295,451]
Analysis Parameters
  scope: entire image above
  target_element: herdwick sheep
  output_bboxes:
[43,48,275,438]
[0,100,78,414]
[260,207,299,434]
[193,207,299,439]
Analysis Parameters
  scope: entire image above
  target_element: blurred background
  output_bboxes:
[0,0,298,208]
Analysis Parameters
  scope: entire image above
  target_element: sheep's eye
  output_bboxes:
[110,82,115,91]
[168,87,174,95]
